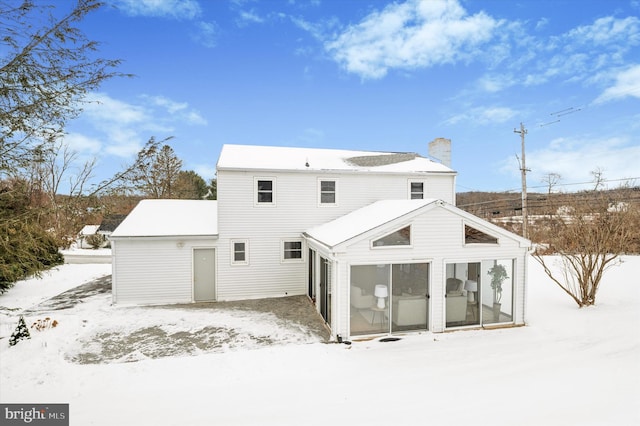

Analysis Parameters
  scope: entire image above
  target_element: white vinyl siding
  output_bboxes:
[215,168,457,301]
[306,205,528,338]
[112,238,218,305]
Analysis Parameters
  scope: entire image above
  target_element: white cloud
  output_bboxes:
[324,0,499,79]
[83,93,148,124]
[444,106,517,126]
[594,64,640,104]
[64,133,102,155]
[500,136,640,190]
[113,0,202,20]
[564,16,640,48]
[237,10,265,26]
[143,95,188,113]
[477,74,517,93]
[535,17,548,31]
[191,21,219,48]
[70,93,207,159]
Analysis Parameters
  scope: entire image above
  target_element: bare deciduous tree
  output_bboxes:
[590,167,606,191]
[541,173,561,195]
[533,189,637,307]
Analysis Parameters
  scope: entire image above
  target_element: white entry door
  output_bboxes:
[194,248,216,301]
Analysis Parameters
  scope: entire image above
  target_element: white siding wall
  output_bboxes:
[325,206,527,338]
[112,238,218,305]
[215,169,456,301]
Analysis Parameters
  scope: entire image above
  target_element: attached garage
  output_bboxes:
[303,199,531,340]
[110,200,218,305]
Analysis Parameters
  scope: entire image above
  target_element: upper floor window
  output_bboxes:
[319,179,337,205]
[373,226,411,247]
[283,240,303,262]
[255,178,275,205]
[410,181,424,199]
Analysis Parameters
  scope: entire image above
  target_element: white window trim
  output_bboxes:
[462,220,500,246]
[408,180,425,200]
[318,178,338,207]
[254,177,276,206]
[230,239,249,265]
[281,239,305,263]
[370,225,413,249]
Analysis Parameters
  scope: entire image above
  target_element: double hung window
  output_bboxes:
[256,178,275,204]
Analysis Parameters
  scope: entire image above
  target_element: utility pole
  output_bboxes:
[514,123,529,239]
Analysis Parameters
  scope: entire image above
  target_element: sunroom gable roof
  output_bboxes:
[304,199,438,248]
[304,199,532,250]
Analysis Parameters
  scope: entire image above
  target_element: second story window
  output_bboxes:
[256,178,275,204]
[319,180,337,205]
[410,182,424,199]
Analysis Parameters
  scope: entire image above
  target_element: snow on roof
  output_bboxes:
[217,144,454,174]
[304,199,438,248]
[111,200,218,238]
[79,225,100,236]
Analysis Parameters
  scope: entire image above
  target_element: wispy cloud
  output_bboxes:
[112,0,219,49]
[191,21,219,48]
[237,9,265,27]
[323,0,500,79]
[499,136,640,190]
[594,64,640,104]
[112,0,202,20]
[69,93,206,159]
[444,106,518,126]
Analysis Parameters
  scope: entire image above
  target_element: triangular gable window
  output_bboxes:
[465,225,498,244]
[373,226,411,247]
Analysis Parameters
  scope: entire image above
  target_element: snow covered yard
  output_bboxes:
[1,257,639,426]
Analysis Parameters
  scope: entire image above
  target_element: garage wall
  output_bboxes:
[112,238,218,305]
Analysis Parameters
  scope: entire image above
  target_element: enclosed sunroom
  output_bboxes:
[303,199,531,340]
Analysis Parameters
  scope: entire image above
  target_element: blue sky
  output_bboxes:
[63,0,640,193]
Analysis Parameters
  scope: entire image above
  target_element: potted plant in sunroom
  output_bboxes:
[488,264,509,321]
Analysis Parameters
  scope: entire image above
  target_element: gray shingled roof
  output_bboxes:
[345,153,419,167]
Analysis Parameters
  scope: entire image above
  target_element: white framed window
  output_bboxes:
[231,240,249,265]
[409,181,424,199]
[372,225,412,248]
[282,240,304,262]
[255,177,276,205]
[318,179,337,206]
[464,223,498,245]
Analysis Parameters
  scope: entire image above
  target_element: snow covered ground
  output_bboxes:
[1,256,639,426]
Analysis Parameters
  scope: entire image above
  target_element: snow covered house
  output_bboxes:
[110,144,531,339]
[77,224,101,249]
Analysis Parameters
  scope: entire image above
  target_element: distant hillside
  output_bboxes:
[456,187,640,253]
[456,187,640,221]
